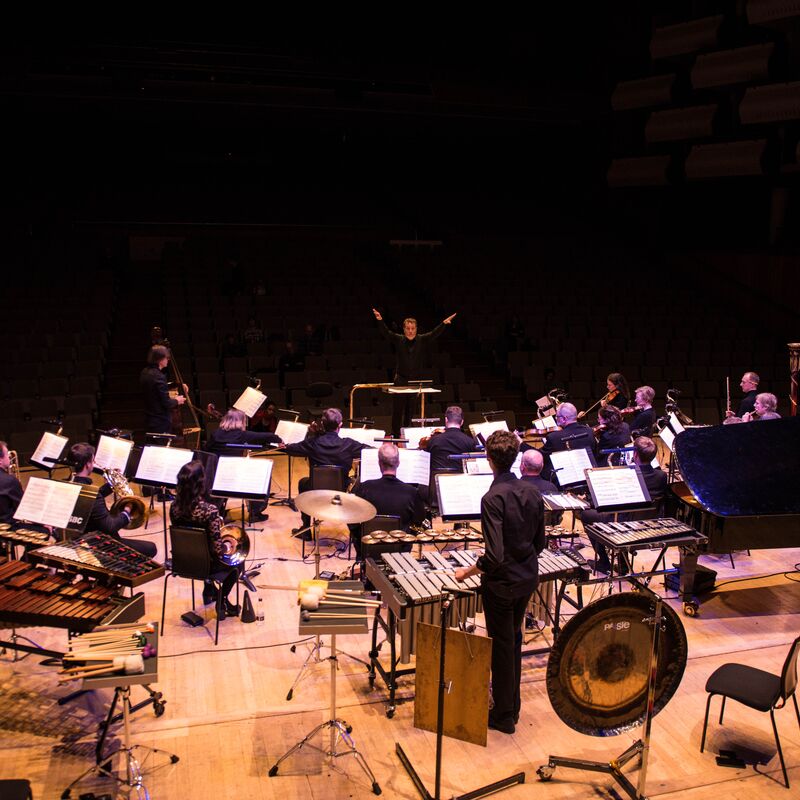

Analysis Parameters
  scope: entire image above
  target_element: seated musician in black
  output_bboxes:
[421,405,476,471]
[603,372,630,412]
[68,443,157,559]
[628,385,656,439]
[539,403,594,481]
[283,407,368,536]
[349,443,427,558]
[594,406,631,465]
[207,408,281,522]
[0,441,22,525]
[170,460,240,615]
[140,345,185,435]
[519,449,563,525]
[583,436,667,573]
[726,371,759,419]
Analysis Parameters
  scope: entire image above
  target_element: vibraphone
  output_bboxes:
[27,532,164,588]
[0,558,145,634]
[365,546,589,716]
[584,517,708,612]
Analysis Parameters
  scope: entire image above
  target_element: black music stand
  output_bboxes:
[397,591,525,800]
[30,431,70,479]
[271,417,307,511]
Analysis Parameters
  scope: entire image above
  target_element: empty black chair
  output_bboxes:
[700,635,800,788]
[161,526,239,646]
[300,464,347,557]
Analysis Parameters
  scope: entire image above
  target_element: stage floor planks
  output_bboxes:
[2,459,799,798]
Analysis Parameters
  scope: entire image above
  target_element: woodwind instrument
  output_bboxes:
[789,343,800,417]
[726,376,731,415]
[7,450,20,482]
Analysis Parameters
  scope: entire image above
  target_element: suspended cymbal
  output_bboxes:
[294,490,376,524]
[546,591,687,737]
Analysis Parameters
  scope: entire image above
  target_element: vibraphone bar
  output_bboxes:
[28,533,164,588]
[0,558,145,634]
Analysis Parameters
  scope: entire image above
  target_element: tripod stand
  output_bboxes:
[270,632,381,794]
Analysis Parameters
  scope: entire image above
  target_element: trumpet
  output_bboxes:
[8,450,20,482]
[103,468,149,529]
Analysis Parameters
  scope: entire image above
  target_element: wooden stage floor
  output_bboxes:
[1,461,798,799]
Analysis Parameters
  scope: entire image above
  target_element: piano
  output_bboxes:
[671,416,800,553]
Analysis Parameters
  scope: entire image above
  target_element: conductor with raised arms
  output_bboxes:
[372,307,457,435]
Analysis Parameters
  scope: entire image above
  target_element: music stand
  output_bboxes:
[272,419,310,511]
[269,582,381,795]
[397,593,525,800]
[29,431,69,478]
[134,445,194,556]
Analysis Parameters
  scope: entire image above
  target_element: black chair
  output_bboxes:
[301,464,347,557]
[0,780,33,799]
[700,635,800,788]
[161,526,240,646]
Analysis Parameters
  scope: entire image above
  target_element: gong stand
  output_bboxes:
[397,591,526,800]
[537,594,665,800]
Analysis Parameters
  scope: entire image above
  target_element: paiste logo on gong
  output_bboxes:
[604,620,631,632]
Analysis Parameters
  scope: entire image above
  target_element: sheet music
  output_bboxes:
[135,446,194,486]
[30,431,68,469]
[542,493,589,510]
[212,456,274,496]
[14,477,81,528]
[233,386,267,418]
[549,448,593,487]
[668,412,685,435]
[401,426,437,449]
[535,395,554,411]
[359,447,430,484]
[659,426,676,452]
[533,415,558,431]
[469,420,509,439]
[340,427,384,447]
[94,435,134,473]
[275,420,309,445]
[586,467,649,508]
[437,473,494,519]
[463,452,522,478]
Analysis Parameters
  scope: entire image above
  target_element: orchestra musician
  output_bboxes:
[0,441,22,525]
[140,344,185,435]
[283,407,368,536]
[170,460,241,616]
[250,400,278,434]
[420,405,476,470]
[519,449,563,524]
[593,406,631,464]
[349,443,427,558]
[602,372,630,411]
[744,392,781,421]
[454,430,545,735]
[68,443,158,559]
[727,372,759,418]
[206,409,282,522]
[539,403,594,481]
[371,308,457,435]
[624,385,656,439]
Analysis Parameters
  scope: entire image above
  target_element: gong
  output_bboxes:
[546,592,687,736]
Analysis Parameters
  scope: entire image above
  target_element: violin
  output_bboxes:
[418,428,445,450]
[592,423,607,436]
[619,405,643,417]
[578,389,618,420]
[205,403,223,421]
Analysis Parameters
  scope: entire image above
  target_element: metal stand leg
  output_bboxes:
[270,635,381,795]
[61,685,179,799]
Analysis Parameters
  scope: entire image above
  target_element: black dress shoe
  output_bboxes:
[223,600,240,617]
[202,584,218,605]
[488,716,515,735]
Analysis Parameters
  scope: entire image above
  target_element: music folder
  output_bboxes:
[435,472,494,522]
[94,434,135,475]
[585,465,652,512]
[275,419,309,445]
[30,431,69,471]
[134,445,195,488]
[359,447,430,485]
[211,456,274,499]
[14,476,96,534]
[233,386,267,418]
[548,447,596,489]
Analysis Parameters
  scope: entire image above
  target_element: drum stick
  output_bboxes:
[300,610,364,621]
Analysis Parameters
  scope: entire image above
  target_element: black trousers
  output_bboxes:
[391,393,415,437]
[121,536,157,559]
[482,584,531,725]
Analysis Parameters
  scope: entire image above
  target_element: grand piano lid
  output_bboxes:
[674,416,800,517]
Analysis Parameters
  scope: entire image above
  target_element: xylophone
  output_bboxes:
[0,558,145,633]
[366,545,589,716]
[28,532,164,588]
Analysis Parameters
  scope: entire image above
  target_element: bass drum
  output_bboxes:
[546,591,687,737]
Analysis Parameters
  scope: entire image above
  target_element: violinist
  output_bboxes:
[623,386,656,439]
[206,409,282,456]
[140,344,186,435]
[421,405,476,470]
[250,400,278,434]
[602,372,630,412]
[593,406,631,464]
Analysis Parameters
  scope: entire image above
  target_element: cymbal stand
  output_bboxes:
[270,633,381,795]
[536,594,665,800]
